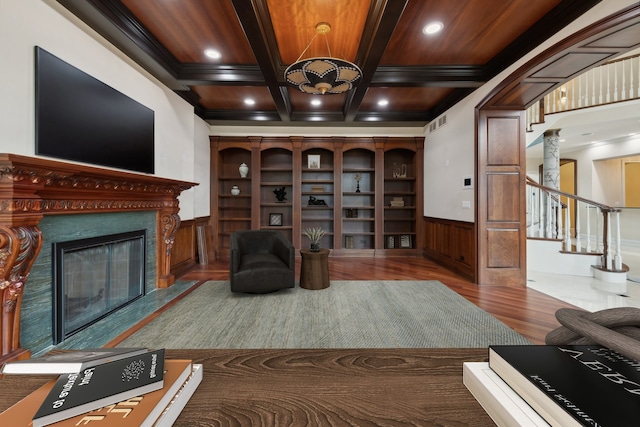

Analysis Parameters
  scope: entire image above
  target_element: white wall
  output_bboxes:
[193,116,211,218]
[581,138,640,205]
[0,0,210,220]
[423,0,638,222]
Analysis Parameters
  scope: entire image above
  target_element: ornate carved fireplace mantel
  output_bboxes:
[0,154,197,363]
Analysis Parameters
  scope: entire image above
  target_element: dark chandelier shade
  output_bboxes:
[284,23,362,95]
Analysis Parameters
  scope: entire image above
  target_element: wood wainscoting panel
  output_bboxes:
[486,172,520,222]
[423,217,475,281]
[171,219,196,278]
[486,228,520,268]
[486,117,520,166]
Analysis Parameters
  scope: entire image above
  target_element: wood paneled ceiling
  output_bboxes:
[56,0,601,127]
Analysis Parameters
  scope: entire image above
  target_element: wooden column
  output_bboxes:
[0,154,196,362]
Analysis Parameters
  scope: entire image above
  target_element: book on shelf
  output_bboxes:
[489,345,640,427]
[389,197,404,207]
[463,362,549,427]
[32,348,165,426]
[0,358,201,427]
[1,348,148,375]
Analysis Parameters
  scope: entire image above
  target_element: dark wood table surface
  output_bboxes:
[0,348,493,426]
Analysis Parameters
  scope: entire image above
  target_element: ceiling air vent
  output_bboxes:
[438,114,447,127]
[429,122,437,133]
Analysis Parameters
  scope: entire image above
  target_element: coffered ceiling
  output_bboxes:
[56,0,600,127]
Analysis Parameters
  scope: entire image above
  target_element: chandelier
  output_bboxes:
[284,22,362,95]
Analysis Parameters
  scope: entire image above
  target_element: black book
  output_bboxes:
[32,348,165,427]
[489,345,640,427]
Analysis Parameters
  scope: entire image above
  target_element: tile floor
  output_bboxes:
[527,245,640,312]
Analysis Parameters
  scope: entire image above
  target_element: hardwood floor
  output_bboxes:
[180,256,579,345]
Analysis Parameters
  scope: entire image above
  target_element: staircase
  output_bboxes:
[526,178,628,283]
[524,54,640,284]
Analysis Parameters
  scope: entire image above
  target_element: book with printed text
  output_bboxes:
[0,357,194,427]
[489,345,640,427]
[32,348,165,426]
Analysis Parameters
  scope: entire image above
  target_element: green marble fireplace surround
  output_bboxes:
[23,212,157,355]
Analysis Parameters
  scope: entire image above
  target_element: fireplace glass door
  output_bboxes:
[53,230,146,343]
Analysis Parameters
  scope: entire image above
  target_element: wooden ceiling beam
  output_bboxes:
[371,65,486,88]
[484,0,602,78]
[231,0,290,122]
[344,0,409,122]
[56,0,186,90]
[177,64,265,85]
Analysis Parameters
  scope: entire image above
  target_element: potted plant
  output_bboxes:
[303,227,326,252]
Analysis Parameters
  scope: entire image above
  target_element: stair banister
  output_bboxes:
[575,199,581,251]
[615,211,622,270]
[526,54,640,130]
[525,178,623,272]
[564,196,571,251]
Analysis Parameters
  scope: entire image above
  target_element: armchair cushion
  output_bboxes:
[230,230,295,293]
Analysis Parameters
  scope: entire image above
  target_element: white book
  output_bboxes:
[1,348,148,375]
[153,364,203,426]
[463,362,549,427]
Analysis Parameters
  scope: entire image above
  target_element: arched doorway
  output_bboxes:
[475,4,640,286]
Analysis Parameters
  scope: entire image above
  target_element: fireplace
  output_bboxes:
[53,230,147,344]
[0,153,196,364]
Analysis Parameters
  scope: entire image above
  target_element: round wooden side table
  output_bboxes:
[299,248,330,290]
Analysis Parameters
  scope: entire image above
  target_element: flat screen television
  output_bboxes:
[35,47,155,174]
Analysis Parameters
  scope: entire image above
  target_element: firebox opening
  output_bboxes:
[52,230,147,344]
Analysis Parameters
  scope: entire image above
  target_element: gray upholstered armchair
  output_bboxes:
[230,230,296,293]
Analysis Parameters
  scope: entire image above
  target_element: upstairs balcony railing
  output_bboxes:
[526,178,626,273]
[527,54,640,129]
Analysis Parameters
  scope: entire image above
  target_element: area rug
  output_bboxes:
[117,280,531,349]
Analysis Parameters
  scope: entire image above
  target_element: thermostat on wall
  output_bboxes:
[462,175,473,189]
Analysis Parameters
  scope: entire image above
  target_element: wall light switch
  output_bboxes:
[462,201,471,209]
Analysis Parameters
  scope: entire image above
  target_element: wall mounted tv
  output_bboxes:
[35,47,155,174]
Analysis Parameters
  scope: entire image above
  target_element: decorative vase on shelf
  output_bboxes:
[231,185,240,195]
[239,163,249,178]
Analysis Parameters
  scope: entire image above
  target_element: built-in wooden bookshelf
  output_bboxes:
[342,148,376,253]
[301,148,334,250]
[384,149,417,252]
[210,136,423,258]
[260,148,293,242]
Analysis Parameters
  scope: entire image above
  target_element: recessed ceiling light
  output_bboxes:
[244,98,255,106]
[204,49,221,59]
[311,99,322,106]
[422,21,443,35]
[377,99,389,107]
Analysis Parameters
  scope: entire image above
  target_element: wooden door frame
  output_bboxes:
[475,4,640,285]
